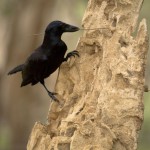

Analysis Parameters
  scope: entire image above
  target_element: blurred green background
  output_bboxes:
[0,0,149,150]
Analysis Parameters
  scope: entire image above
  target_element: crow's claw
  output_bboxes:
[64,50,79,61]
[51,92,58,95]
[48,92,59,103]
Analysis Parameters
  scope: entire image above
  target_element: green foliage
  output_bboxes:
[138,0,150,149]
[0,125,11,150]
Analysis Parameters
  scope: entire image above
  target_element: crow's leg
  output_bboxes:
[40,80,59,103]
[63,50,79,62]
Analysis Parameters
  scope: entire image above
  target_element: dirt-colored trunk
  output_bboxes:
[27,0,148,149]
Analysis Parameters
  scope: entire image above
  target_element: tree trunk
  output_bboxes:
[27,0,148,150]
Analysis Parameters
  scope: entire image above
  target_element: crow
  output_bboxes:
[8,20,79,102]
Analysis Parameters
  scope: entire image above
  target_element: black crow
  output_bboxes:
[8,20,79,102]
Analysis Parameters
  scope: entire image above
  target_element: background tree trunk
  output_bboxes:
[27,0,148,149]
[0,0,82,149]
[1,1,57,149]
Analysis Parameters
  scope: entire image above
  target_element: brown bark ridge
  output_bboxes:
[27,0,148,150]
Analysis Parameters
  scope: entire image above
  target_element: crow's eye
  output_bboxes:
[58,26,62,30]
[61,24,66,28]
[58,24,66,31]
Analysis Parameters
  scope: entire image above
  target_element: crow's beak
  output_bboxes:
[64,24,80,32]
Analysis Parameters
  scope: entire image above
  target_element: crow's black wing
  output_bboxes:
[21,50,49,86]
[8,64,24,75]
[21,40,67,87]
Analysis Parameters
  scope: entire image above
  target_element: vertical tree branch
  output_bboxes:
[27,0,148,149]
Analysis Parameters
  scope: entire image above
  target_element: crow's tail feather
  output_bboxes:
[8,64,24,75]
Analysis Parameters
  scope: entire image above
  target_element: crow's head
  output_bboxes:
[45,21,79,35]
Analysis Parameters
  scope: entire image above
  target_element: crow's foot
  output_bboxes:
[48,92,59,103]
[64,50,79,61]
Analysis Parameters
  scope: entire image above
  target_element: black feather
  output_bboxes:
[8,64,24,75]
[8,20,79,102]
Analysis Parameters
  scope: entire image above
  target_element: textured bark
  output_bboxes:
[27,0,148,150]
